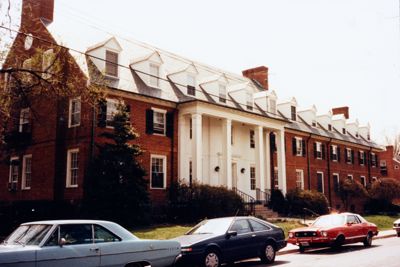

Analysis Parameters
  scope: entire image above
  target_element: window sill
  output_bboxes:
[66,185,78,189]
[21,187,31,191]
[150,187,166,190]
[68,124,81,128]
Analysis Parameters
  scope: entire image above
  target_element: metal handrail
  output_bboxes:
[232,187,256,215]
[256,188,272,205]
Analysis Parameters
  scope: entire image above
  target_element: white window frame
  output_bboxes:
[250,165,256,190]
[347,174,353,181]
[316,141,322,159]
[66,148,79,188]
[295,169,304,190]
[273,167,279,189]
[149,63,160,87]
[331,145,338,161]
[371,152,377,167]
[317,171,324,193]
[9,156,19,184]
[150,154,167,189]
[21,154,32,190]
[219,84,226,103]
[105,50,119,78]
[360,176,366,187]
[19,108,30,133]
[68,97,81,128]
[372,176,377,182]
[106,98,119,128]
[250,130,255,148]
[346,148,352,164]
[359,150,365,165]
[312,120,317,127]
[187,74,196,96]
[295,137,303,156]
[152,107,167,136]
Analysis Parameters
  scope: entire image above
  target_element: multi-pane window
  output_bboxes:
[250,166,256,190]
[315,142,323,159]
[294,137,303,156]
[328,124,332,131]
[106,99,118,127]
[317,172,324,193]
[246,90,253,111]
[371,153,377,167]
[312,120,317,127]
[331,145,338,161]
[219,84,226,103]
[360,176,366,187]
[274,168,279,189]
[69,98,81,127]
[342,128,346,134]
[296,169,304,190]
[291,106,296,121]
[9,157,19,185]
[22,155,32,190]
[346,148,353,164]
[359,151,365,165]
[153,110,166,135]
[105,50,118,77]
[151,155,166,189]
[149,63,159,87]
[187,74,196,96]
[66,149,79,188]
[333,173,340,192]
[19,108,30,133]
[250,130,255,148]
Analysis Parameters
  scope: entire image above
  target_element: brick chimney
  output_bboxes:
[242,66,269,90]
[332,106,349,119]
[21,0,54,26]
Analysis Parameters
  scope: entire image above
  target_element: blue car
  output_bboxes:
[173,216,286,267]
[0,220,181,267]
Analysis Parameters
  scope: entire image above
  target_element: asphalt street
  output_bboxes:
[234,237,400,267]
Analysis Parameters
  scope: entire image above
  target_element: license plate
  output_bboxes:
[300,242,309,246]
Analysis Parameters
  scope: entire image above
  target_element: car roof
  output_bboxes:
[22,219,115,225]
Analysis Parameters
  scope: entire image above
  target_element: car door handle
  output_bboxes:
[90,247,100,252]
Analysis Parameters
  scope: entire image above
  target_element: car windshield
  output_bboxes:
[4,224,52,246]
[186,218,233,235]
[312,215,346,227]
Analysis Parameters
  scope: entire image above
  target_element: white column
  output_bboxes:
[178,115,188,183]
[222,119,232,189]
[255,126,265,194]
[192,113,203,183]
[276,130,287,194]
[265,130,271,191]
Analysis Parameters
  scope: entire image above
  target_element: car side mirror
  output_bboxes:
[226,231,237,238]
[59,238,67,247]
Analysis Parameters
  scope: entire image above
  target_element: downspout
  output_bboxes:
[306,134,312,190]
[327,138,332,207]
[367,147,372,183]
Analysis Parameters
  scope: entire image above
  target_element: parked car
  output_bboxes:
[173,216,286,267]
[393,218,400,237]
[287,212,378,253]
[0,220,181,267]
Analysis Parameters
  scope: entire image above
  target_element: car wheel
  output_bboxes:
[260,243,276,264]
[203,250,221,267]
[397,232,400,237]
[363,233,373,247]
[332,235,344,249]
[299,245,306,253]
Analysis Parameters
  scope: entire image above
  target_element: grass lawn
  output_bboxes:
[132,220,306,240]
[363,215,398,230]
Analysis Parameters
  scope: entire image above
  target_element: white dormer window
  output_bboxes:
[246,90,253,111]
[149,63,160,87]
[367,133,370,140]
[342,128,346,134]
[356,132,359,138]
[219,84,226,103]
[312,120,317,127]
[105,50,118,77]
[269,99,276,114]
[187,74,196,96]
[291,106,296,121]
[328,124,332,131]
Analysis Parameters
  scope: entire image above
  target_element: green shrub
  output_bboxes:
[268,189,287,213]
[286,189,329,216]
[366,178,400,212]
[339,179,369,210]
[167,182,244,223]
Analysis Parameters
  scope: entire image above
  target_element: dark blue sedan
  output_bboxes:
[173,216,286,267]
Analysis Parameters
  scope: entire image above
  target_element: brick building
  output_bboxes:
[379,146,400,181]
[0,0,384,214]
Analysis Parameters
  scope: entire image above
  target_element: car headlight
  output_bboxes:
[289,232,294,238]
[320,231,328,237]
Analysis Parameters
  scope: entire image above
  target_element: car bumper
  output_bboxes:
[277,240,287,250]
[393,226,400,232]
[287,237,333,247]
[174,251,204,266]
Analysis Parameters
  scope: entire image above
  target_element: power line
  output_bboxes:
[0,24,282,118]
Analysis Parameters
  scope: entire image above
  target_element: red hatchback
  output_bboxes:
[287,213,378,253]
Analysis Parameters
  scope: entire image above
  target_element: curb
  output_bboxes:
[277,234,397,255]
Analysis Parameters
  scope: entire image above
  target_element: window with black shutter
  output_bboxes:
[146,109,154,134]
[333,174,340,193]
[166,112,174,138]
[302,140,306,156]
[337,147,341,162]
[317,172,324,193]
[321,144,326,160]
[292,138,297,156]
[351,150,354,164]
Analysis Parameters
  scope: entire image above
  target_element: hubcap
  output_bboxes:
[205,253,219,267]
[265,245,275,260]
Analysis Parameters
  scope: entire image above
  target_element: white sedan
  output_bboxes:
[0,220,181,267]
[394,218,400,237]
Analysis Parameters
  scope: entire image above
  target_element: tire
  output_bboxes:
[203,250,221,267]
[332,235,344,249]
[363,233,373,247]
[299,245,306,253]
[260,243,276,264]
[397,232,400,237]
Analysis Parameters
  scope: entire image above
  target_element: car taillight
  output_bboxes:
[181,247,192,252]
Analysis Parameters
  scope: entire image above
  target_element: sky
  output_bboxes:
[1,0,400,144]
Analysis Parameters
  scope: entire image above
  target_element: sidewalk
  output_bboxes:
[278,229,397,255]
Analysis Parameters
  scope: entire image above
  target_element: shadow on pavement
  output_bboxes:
[301,244,381,255]
[233,260,291,266]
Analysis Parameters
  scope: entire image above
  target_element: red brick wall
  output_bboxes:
[379,146,400,181]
